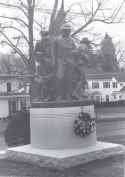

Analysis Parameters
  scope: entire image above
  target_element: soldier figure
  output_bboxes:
[30,30,54,101]
[53,24,77,101]
[78,37,92,68]
[31,26,88,102]
[35,30,51,61]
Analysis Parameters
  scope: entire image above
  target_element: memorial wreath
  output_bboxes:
[74,111,96,137]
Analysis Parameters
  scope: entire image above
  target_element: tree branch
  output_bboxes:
[1,26,29,43]
[0,1,41,29]
[0,2,28,18]
[93,18,121,24]
[0,15,28,27]
[18,0,28,10]
[71,0,125,36]
[72,0,103,36]
[0,30,29,67]
[111,0,125,22]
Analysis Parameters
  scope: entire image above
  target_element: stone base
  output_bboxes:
[30,104,96,149]
[6,142,125,173]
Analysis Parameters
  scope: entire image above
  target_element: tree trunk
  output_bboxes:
[27,0,35,74]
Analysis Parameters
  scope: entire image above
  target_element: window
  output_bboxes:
[7,82,11,92]
[106,95,109,102]
[20,98,26,110]
[92,82,99,89]
[9,100,17,114]
[113,95,117,99]
[103,82,110,88]
[12,101,17,113]
[112,82,117,88]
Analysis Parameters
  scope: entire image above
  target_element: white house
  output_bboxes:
[0,74,30,117]
[86,72,125,102]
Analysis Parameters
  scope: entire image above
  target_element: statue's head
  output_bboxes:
[40,30,49,38]
[80,38,90,45]
[79,37,91,51]
[61,24,71,37]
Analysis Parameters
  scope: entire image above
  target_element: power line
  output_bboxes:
[35,7,89,17]
[0,5,89,17]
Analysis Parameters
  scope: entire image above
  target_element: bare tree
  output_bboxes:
[0,0,40,74]
[67,0,125,36]
[0,0,125,74]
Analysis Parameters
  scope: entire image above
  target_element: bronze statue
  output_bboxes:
[31,25,88,102]
[30,30,54,101]
[53,24,77,101]
[35,31,51,61]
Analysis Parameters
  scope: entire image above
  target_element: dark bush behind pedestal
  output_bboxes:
[5,110,30,147]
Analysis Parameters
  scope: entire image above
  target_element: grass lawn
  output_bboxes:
[0,155,123,177]
[0,135,123,176]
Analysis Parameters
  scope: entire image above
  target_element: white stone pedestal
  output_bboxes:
[5,102,125,176]
[6,142,125,176]
[30,101,96,149]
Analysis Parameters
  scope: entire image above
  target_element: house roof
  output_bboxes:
[0,74,32,80]
[0,72,125,82]
[86,72,125,82]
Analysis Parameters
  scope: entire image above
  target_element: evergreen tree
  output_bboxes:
[99,33,119,72]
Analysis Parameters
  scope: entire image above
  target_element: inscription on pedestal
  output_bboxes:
[30,104,96,149]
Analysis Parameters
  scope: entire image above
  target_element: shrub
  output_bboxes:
[5,110,30,147]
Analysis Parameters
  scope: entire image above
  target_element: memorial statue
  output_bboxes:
[53,24,79,101]
[31,24,88,102]
[35,30,51,60]
[30,30,55,101]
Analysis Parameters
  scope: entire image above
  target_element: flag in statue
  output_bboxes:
[49,0,66,36]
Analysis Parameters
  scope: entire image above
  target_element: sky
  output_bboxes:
[0,0,125,54]
[40,0,125,44]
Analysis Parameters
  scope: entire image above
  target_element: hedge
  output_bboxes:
[5,110,30,147]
